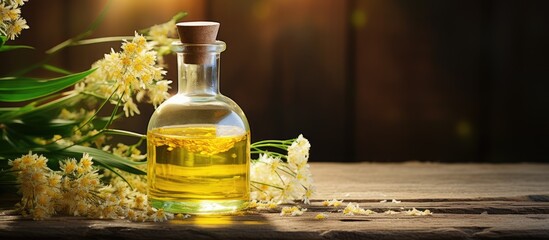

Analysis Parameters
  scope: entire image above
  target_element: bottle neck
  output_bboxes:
[174,41,226,96]
[177,53,220,96]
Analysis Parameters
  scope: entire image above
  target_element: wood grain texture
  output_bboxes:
[1,163,548,239]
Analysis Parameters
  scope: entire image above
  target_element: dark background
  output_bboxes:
[2,0,548,162]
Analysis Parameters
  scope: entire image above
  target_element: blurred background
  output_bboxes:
[1,0,548,162]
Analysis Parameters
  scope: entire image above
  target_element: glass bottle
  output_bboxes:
[147,22,250,214]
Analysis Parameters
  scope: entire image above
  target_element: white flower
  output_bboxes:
[250,135,314,204]
[151,208,174,222]
[11,0,29,7]
[280,178,302,202]
[123,98,140,117]
[147,18,178,65]
[287,134,310,170]
[148,80,172,107]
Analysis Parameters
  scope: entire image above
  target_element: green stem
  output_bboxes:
[10,1,113,76]
[46,0,113,55]
[252,144,288,151]
[251,150,287,159]
[277,165,296,178]
[250,180,284,190]
[252,139,294,146]
[71,36,140,46]
[76,86,118,132]
[171,12,188,22]
[80,90,113,100]
[251,184,264,193]
[138,11,188,34]
[274,169,286,185]
[55,127,144,152]
[104,94,122,128]
[130,136,145,148]
[102,129,145,139]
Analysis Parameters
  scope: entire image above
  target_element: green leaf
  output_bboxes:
[92,114,123,130]
[0,36,6,47]
[0,45,34,52]
[0,127,36,152]
[7,119,78,137]
[0,92,80,123]
[0,68,95,102]
[42,64,73,75]
[61,145,146,175]
[0,104,35,123]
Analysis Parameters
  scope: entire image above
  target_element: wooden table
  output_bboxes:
[2,162,549,239]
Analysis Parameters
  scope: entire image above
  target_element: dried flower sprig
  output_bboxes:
[250,134,314,204]
[8,152,172,221]
[0,6,184,181]
[144,12,187,66]
[78,32,172,117]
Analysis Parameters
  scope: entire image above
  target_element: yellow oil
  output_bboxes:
[147,125,249,214]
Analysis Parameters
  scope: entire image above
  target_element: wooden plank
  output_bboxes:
[1,163,549,239]
[1,213,548,240]
[311,162,549,200]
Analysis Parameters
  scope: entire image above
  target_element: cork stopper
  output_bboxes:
[176,21,219,44]
[176,21,220,64]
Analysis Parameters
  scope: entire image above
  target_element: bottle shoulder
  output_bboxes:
[154,94,244,113]
[148,94,249,131]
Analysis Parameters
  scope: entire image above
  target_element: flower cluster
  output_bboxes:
[8,151,57,219]
[147,18,178,66]
[0,0,29,40]
[102,144,148,194]
[250,134,314,204]
[78,32,171,117]
[8,152,171,221]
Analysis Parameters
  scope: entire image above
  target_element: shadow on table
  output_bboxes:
[1,212,276,240]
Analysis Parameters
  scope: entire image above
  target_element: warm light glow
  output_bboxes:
[351,9,367,28]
